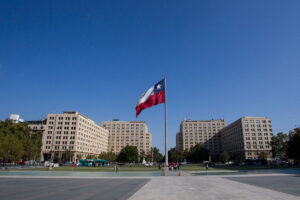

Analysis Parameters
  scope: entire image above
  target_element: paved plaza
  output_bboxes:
[225,175,300,197]
[130,174,300,200]
[0,177,149,200]
[0,171,299,200]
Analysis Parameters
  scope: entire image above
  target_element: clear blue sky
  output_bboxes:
[1,0,299,153]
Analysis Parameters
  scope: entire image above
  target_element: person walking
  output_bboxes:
[205,163,209,170]
[114,163,119,173]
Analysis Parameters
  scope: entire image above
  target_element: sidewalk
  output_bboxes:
[129,175,299,200]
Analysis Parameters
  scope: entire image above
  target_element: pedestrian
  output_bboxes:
[205,163,209,170]
[114,163,118,173]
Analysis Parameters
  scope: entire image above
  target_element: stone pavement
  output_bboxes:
[129,175,300,200]
[0,172,299,200]
[0,177,149,200]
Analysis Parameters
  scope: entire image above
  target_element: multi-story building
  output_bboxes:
[41,111,109,162]
[27,118,47,134]
[176,132,183,151]
[219,116,273,160]
[102,120,152,155]
[176,119,226,156]
[10,114,24,123]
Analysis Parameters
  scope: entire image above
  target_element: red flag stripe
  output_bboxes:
[136,91,165,117]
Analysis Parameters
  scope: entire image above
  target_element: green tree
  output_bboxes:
[186,144,208,163]
[139,149,145,162]
[117,145,138,162]
[86,155,97,159]
[0,133,24,162]
[167,148,194,163]
[0,119,33,163]
[168,148,177,162]
[145,154,152,162]
[176,150,184,162]
[152,147,163,163]
[220,151,230,163]
[271,132,288,159]
[30,131,43,161]
[258,151,268,160]
[98,152,117,162]
[287,128,300,160]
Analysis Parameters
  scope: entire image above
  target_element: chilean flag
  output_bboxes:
[136,79,166,117]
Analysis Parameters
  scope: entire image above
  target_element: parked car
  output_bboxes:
[144,162,153,167]
[44,161,59,168]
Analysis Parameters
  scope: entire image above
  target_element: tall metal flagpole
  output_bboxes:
[164,76,168,166]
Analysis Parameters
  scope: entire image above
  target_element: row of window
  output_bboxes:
[246,145,270,149]
[245,137,269,140]
[244,124,271,128]
[184,123,225,126]
[244,128,272,132]
[105,124,145,127]
[243,119,271,123]
[49,116,77,120]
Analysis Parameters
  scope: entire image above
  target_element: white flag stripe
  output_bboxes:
[137,86,154,105]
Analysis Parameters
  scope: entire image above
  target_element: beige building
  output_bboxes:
[102,120,152,155]
[176,119,226,156]
[41,111,109,162]
[27,118,47,134]
[219,116,273,160]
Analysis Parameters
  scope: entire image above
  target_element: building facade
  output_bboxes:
[219,116,273,160]
[10,114,24,123]
[27,118,47,134]
[102,120,152,155]
[41,111,109,162]
[176,119,226,156]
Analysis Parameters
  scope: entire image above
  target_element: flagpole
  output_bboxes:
[164,76,168,166]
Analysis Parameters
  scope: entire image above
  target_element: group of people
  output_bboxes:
[168,164,180,171]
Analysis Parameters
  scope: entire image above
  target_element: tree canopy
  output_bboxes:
[167,144,208,163]
[186,144,209,163]
[220,151,230,163]
[98,152,117,162]
[0,119,42,163]
[271,132,288,159]
[287,128,300,160]
[152,147,163,162]
[117,145,138,162]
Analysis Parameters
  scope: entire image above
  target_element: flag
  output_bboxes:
[136,79,165,117]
